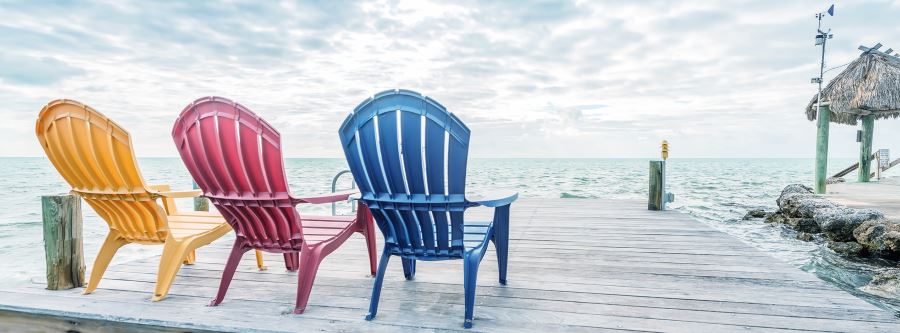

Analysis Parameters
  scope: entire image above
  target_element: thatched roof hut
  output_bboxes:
[806,43,900,125]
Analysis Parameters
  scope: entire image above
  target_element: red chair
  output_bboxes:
[171,96,377,313]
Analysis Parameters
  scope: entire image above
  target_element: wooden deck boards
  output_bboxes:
[0,198,898,332]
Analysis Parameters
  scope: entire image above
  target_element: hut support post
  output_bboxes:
[42,194,85,290]
[858,115,875,182]
[815,106,831,193]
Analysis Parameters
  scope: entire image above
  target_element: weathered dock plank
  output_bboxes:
[0,198,897,332]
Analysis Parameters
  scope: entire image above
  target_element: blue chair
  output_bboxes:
[338,89,517,328]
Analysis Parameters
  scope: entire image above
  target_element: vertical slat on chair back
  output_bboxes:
[35,100,168,243]
[339,89,471,258]
[172,97,302,251]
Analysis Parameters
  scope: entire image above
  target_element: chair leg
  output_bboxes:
[463,253,482,329]
[284,252,299,272]
[151,239,192,301]
[492,227,509,285]
[183,249,196,265]
[254,250,267,271]
[293,248,322,314]
[365,247,391,321]
[210,240,249,306]
[401,258,416,280]
[362,214,378,276]
[83,232,129,294]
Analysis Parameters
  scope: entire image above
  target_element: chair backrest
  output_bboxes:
[171,96,302,250]
[35,99,169,242]
[339,89,471,258]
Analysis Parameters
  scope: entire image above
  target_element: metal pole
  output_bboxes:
[813,12,831,194]
[816,14,825,111]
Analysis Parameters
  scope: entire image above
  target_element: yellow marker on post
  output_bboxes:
[661,140,669,160]
[649,140,673,210]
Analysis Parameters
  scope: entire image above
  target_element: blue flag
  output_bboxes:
[827,4,834,16]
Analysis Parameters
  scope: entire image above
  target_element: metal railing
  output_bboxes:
[331,170,356,216]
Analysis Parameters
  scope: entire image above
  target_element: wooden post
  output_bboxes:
[649,161,665,210]
[858,115,875,182]
[192,181,209,212]
[875,150,882,180]
[42,194,85,290]
[814,106,831,193]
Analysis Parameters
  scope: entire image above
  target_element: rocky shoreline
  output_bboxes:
[745,184,899,299]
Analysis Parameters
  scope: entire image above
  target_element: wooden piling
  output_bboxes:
[814,105,831,193]
[858,115,874,182]
[41,194,84,290]
[648,161,665,210]
[192,181,209,212]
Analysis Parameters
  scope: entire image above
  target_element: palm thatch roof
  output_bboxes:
[806,43,900,125]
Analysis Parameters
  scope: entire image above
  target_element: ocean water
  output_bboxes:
[1,157,898,314]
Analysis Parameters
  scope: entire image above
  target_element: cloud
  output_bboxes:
[0,54,85,85]
[0,0,899,159]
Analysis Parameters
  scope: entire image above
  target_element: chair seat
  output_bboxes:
[167,211,230,239]
[301,214,356,244]
[388,221,494,258]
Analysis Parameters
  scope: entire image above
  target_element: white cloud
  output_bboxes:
[1,0,899,158]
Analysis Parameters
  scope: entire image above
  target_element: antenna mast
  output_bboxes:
[813,6,834,117]
[812,4,834,194]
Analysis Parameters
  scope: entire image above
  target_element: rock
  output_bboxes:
[796,232,815,241]
[764,214,820,233]
[853,219,900,257]
[743,209,767,220]
[767,183,900,261]
[782,195,839,218]
[764,213,787,224]
[774,185,837,219]
[814,208,883,242]
[827,241,865,256]
[826,176,845,184]
[776,184,814,207]
[859,269,900,299]
[786,217,821,234]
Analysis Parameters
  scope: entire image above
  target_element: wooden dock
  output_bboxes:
[828,177,900,220]
[1,198,898,332]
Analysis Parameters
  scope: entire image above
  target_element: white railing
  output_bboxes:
[331,170,356,216]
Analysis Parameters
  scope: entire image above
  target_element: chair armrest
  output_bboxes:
[156,189,203,198]
[146,184,170,192]
[293,190,359,204]
[148,184,202,198]
[468,191,518,207]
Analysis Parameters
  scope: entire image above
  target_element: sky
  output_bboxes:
[1,0,900,158]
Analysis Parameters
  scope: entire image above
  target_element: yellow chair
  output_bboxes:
[35,99,265,301]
